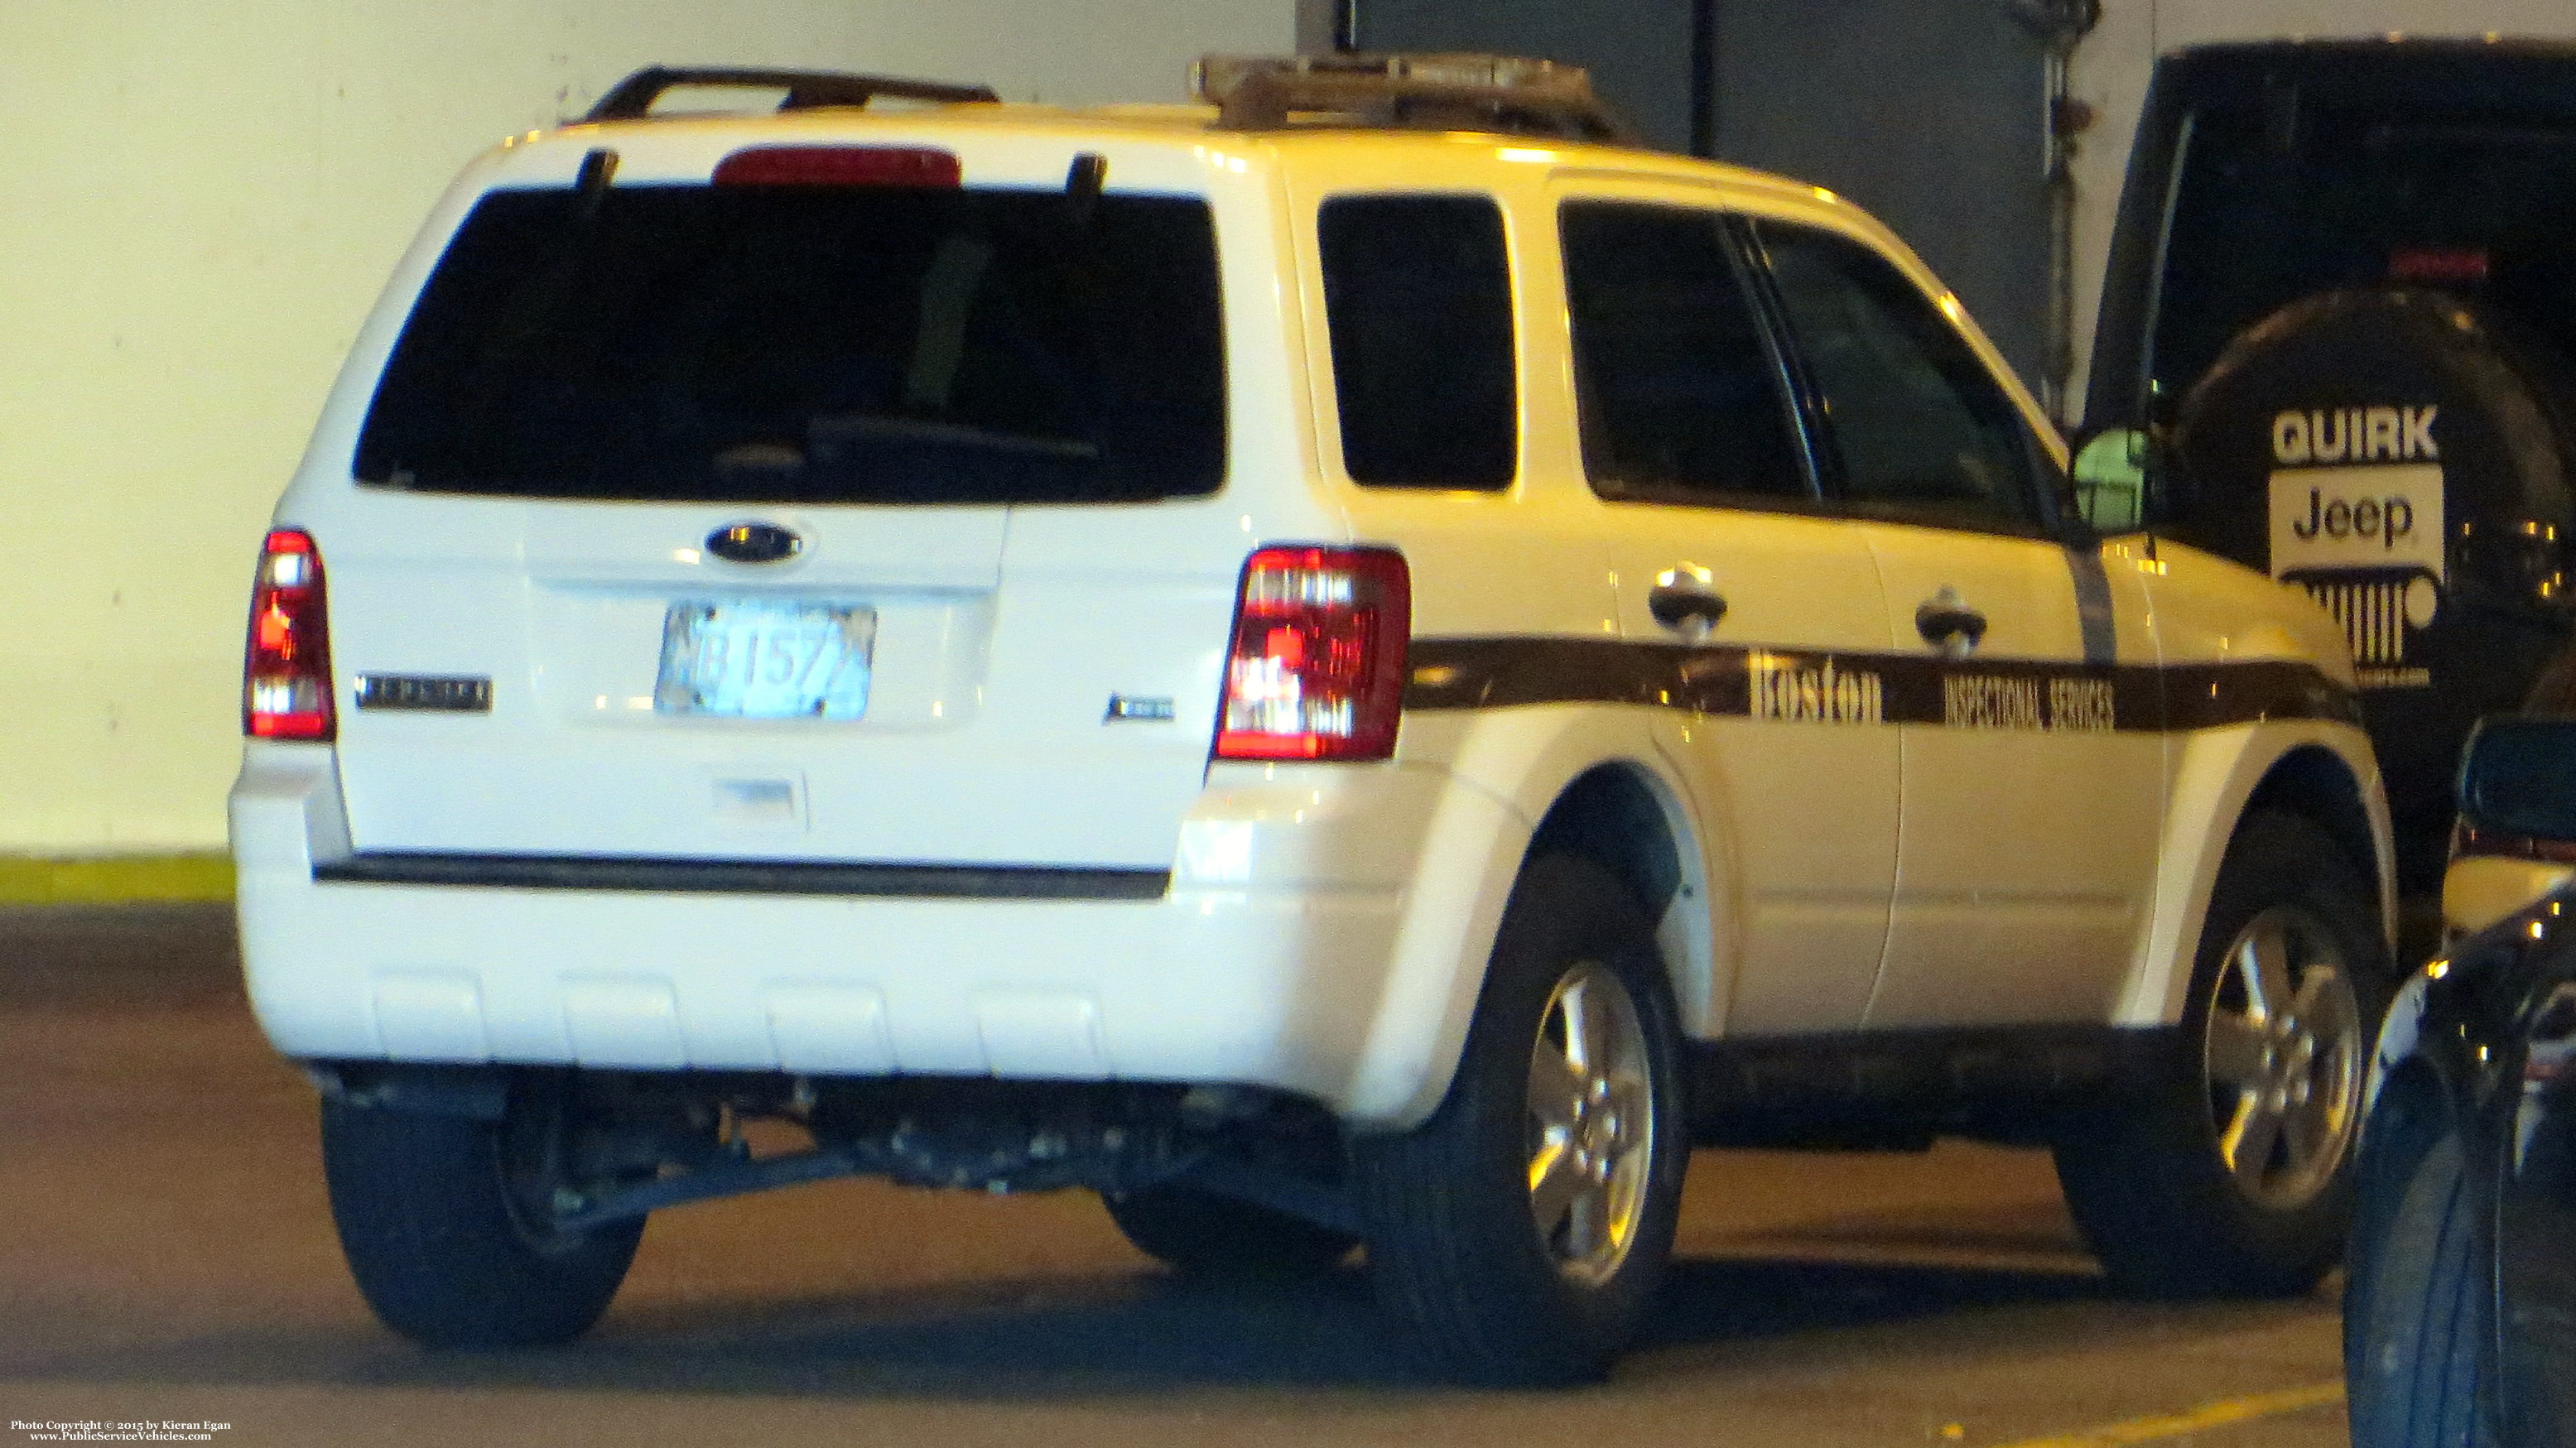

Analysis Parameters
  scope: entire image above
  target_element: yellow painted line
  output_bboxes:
[0,854,234,906]
[1989,1381,2346,1448]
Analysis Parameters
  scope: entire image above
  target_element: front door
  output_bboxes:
[1750,218,2165,1027]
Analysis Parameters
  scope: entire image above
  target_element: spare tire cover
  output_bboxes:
[2174,286,2576,859]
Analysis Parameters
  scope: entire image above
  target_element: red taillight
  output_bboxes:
[1215,546,1409,762]
[712,146,962,188]
[243,528,335,741]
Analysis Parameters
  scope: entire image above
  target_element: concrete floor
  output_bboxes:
[0,904,2351,1446]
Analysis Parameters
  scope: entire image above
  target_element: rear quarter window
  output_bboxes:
[1318,194,1517,489]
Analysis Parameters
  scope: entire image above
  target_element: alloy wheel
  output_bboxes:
[1525,960,1656,1285]
[2203,904,2367,1210]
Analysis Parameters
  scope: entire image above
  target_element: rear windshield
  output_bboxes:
[355,183,1225,503]
[2155,109,2576,401]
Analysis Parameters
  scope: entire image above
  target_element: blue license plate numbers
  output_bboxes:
[653,599,875,718]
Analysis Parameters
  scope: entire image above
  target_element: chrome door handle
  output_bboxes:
[1649,567,1729,639]
[1914,585,1987,657]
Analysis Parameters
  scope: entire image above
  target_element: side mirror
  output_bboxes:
[2459,715,2576,844]
[2070,427,2150,533]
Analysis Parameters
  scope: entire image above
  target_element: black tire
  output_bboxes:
[2346,1132,2497,1448]
[322,1089,644,1349]
[1101,1182,1359,1277]
[2055,809,2390,1297]
[1351,854,1688,1386]
[2344,1069,2453,1393]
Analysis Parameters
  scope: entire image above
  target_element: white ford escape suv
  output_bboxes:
[233,55,2397,1383]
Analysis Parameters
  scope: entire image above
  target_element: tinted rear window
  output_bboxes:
[355,183,1225,503]
[2155,110,2576,401]
[1318,195,1517,488]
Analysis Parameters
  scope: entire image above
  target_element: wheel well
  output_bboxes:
[2243,743,2386,925]
[1527,765,1685,921]
[1524,765,1707,1025]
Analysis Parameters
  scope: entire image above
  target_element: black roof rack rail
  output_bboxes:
[1193,53,1642,147]
[585,65,999,123]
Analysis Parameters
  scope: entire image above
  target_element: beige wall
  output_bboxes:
[0,1,1290,856]
[2066,0,2575,419]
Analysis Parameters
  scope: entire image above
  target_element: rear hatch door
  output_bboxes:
[322,129,1247,870]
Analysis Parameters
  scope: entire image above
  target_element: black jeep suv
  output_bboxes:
[2081,37,2576,892]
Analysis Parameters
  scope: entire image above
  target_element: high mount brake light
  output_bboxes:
[2389,247,2491,285]
[711,146,963,188]
[244,529,335,741]
[1215,546,1410,762]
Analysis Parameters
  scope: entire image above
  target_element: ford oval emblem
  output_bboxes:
[706,522,802,565]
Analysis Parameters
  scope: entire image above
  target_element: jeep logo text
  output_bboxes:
[2288,489,2417,549]
[2266,464,2446,589]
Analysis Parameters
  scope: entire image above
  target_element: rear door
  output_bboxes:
[1749,219,2166,1027]
[325,142,1245,870]
[1556,187,1899,1035]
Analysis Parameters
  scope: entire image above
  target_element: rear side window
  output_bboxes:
[1757,222,2044,530]
[1561,201,1808,504]
[1319,195,1516,488]
[354,183,1225,504]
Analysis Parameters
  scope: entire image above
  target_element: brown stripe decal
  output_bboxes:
[1402,637,2360,733]
[2155,661,2367,731]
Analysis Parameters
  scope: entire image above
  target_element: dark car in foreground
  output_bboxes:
[2347,714,2576,1446]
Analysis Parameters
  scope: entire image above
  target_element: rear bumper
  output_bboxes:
[229,744,1528,1127]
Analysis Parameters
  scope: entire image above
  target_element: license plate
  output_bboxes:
[654,599,876,719]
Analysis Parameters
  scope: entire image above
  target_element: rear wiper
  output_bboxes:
[810,413,1100,460]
